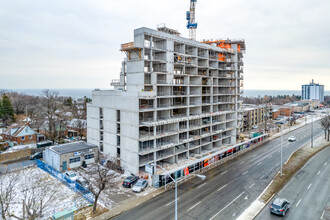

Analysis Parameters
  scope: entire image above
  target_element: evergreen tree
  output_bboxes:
[1,94,15,125]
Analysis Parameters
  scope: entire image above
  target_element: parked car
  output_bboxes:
[122,175,138,188]
[270,198,290,216]
[64,171,79,182]
[288,136,296,142]
[252,125,258,129]
[76,177,88,188]
[132,179,148,193]
[30,152,43,160]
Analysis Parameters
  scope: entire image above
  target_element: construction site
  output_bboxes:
[87,0,247,184]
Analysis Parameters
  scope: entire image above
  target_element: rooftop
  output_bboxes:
[49,141,97,155]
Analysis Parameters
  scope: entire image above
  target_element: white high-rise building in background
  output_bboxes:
[87,26,245,176]
[302,79,324,102]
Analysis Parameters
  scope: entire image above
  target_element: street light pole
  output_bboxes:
[151,163,205,220]
[175,180,177,220]
[280,125,283,177]
[311,114,313,148]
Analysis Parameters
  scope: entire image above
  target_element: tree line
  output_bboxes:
[0,89,91,143]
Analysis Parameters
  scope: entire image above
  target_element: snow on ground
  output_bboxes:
[2,143,36,153]
[0,167,89,219]
[75,163,156,210]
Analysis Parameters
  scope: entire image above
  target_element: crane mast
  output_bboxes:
[186,0,197,40]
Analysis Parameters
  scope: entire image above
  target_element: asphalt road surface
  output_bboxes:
[255,144,330,220]
[114,123,323,220]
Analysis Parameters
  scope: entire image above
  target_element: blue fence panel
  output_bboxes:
[36,160,94,204]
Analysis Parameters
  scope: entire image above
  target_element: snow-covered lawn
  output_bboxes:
[0,167,89,219]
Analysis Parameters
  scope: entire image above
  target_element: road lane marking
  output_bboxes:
[242,171,248,176]
[269,168,273,173]
[257,162,262,166]
[187,201,201,211]
[307,183,312,190]
[296,199,302,207]
[218,184,227,191]
[248,183,255,189]
[166,198,180,206]
[321,210,325,219]
[276,163,279,167]
[259,175,264,180]
[239,161,245,165]
[253,154,257,157]
[209,192,245,220]
[268,154,273,159]
[317,170,321,175]
[197,183,207,189]
[221,171,228,175]
[324,162,327,166]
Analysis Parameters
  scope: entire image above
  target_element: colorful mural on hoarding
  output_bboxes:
[153,136,266,188]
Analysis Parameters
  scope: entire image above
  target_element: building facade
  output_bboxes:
[302,79,324,102]
[87,27,245,175]
[44,142,98,172]
[240,104,272,132]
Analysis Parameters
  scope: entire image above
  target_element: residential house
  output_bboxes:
[2,124,37,144]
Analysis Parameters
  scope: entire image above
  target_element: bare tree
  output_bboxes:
[19,173,58,219]
[74,119,86,139]
[0,172,19,220]
[39,90,61,142]
[320,115,330,141]
[84,157,118,214]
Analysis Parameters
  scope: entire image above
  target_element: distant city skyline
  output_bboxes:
[0,0,329,90]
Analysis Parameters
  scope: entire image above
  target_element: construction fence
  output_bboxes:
[36,159,94,204]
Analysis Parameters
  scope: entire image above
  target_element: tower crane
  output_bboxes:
[186,0,197,40]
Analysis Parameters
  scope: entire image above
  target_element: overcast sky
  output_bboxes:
[0,0,329,90]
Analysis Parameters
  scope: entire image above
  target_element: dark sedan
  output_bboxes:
[270,198,290,216]
[122,175,138,188]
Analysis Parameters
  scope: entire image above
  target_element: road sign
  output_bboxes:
[145,164,154,174]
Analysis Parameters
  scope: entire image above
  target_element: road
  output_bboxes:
[255,144,330,220]
[114,122,323,220]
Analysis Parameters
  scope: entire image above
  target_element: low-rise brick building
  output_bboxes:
[2,125,37,145]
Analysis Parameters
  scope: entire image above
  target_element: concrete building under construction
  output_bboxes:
[87,26,245,176]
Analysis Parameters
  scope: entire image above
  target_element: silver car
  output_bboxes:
[132,179,148,193]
